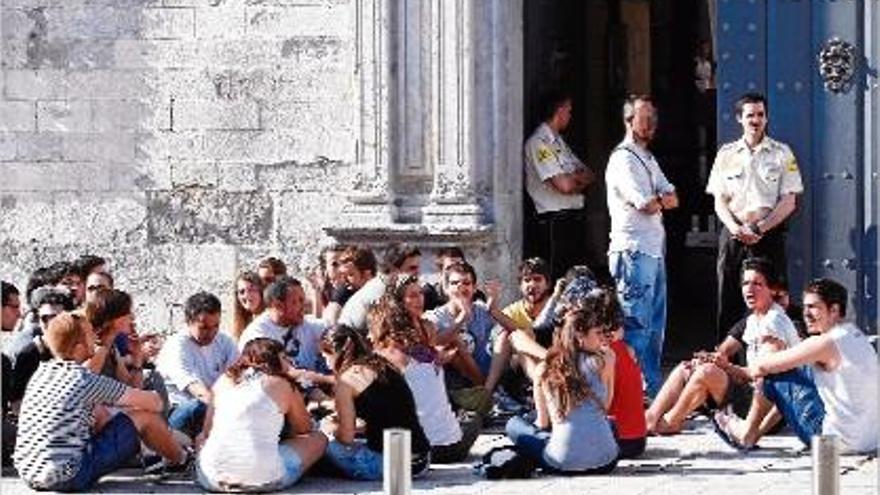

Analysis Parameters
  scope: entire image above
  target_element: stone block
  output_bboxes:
[4,70,68,99]
[63,132,137,163]
[15,132,63,161]
[146,189,273,244]
[173,98,261,131]
[195,4,246,40]
[113,40,200,70]
[142,7,196,40]
[51,191,149,245]
[0,161,111,192]
[202,129,293,162]
[153,69,216,101]
[0,101,35,132]
[135,130,203,162]
[216,162,257,192]
[256,158,348,192]
[36,100,91,132]
[275,190,343,260]
[64,39,117,70]
[110,158,172,191]
[0,133,17,160]
[92,98,166,132]
[207,68,277,101]
[260,99,353,135]
[67,70,154,99]
[245,4,352,38]
[0,194,55,243]
[170,160,218,188]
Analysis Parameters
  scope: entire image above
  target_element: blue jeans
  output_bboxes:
[324,440,383,481]
[609,250,667,398]
[505,415,550,468]
[762,367,825,447]
[168,398,207,438]
[47,414,140,492]
[196,443,305,492]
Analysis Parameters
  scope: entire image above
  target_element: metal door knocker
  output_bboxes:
[817,37,856,94]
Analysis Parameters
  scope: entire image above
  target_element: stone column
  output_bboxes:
[345,0,395,224]
[422,0,485,226]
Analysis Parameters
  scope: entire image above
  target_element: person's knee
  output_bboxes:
[693,364,725,387]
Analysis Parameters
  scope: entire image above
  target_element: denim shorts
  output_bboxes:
[196,443,305,492]
[48,413,140,491]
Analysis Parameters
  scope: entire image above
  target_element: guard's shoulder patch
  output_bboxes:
[786,158,799,172]
[536,144,555,164]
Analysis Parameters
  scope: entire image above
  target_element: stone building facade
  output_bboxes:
[0,0,524,331]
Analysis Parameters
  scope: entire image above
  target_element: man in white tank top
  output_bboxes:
[743,278,878,453]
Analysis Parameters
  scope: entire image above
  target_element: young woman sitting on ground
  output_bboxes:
[506,300,619,474]
[320,325,431,480]
[195,338,326,492]
[368,274,480,463]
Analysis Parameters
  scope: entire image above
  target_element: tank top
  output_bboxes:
[354,366,430,456]
[198,372,285,487]
[812,323,879,453]
[403,361,462,446]
[608,340,647,439]
[543,354,619,471]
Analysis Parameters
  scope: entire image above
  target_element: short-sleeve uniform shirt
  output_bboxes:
[157,331,239,406]
[706,137,803,219]
[524,123,586,214]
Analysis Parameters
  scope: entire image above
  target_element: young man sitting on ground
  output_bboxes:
[717,278,878,453]
[13,312,188,491]
[645,258,801,435]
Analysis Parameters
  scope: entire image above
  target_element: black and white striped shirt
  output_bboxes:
[13,360,127,488]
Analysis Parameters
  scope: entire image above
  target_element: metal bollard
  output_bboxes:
[384,428,411,495]
[812,435,839,495]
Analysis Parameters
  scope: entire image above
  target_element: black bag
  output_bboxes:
[475,446,538,480]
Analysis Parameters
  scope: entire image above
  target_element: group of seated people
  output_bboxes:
[1,247,877,491]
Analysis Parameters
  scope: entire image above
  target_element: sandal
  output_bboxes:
[711,411,756,452]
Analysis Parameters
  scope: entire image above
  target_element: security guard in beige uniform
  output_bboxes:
[524,90,595,280]
[706,92,803,342]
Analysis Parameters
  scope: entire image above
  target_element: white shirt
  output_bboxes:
[742,303,801,365]
[523,123,586,214]
[157,331,239,406]
[238,313,325,373]
[605,138,675,257]
[338,276,387,332]
[706,136,803,220]
[813,322,879,453]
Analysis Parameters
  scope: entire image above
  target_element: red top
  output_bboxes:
[608,340,647,439]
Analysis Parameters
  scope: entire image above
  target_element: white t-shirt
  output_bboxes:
[605,138,675,257]
[813,322,879,453]
[238,313,325,373]
[523,123,586,214]
[157,331,239,406]
[338,276,387,332]
[742,303,801,364]
[403,361,462,446]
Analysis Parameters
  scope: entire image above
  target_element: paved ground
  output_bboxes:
[2,416,877,494]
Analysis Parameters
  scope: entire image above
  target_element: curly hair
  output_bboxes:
[368,275,431,350]
[225,338,291,385]
[541,305,607,418]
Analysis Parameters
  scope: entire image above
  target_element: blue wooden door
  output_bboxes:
[716,0,878,332]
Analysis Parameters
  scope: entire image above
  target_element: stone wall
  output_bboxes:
[0,0,359,329]
[0,0,524,331]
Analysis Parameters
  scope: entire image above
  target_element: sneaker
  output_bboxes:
[143,447,194,476]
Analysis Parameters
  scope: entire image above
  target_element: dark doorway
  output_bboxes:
[522,0,718,361]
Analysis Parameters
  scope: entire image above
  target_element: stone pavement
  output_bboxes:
[2,416,877,495]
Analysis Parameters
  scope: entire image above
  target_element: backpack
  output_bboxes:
[475,445,538,480]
